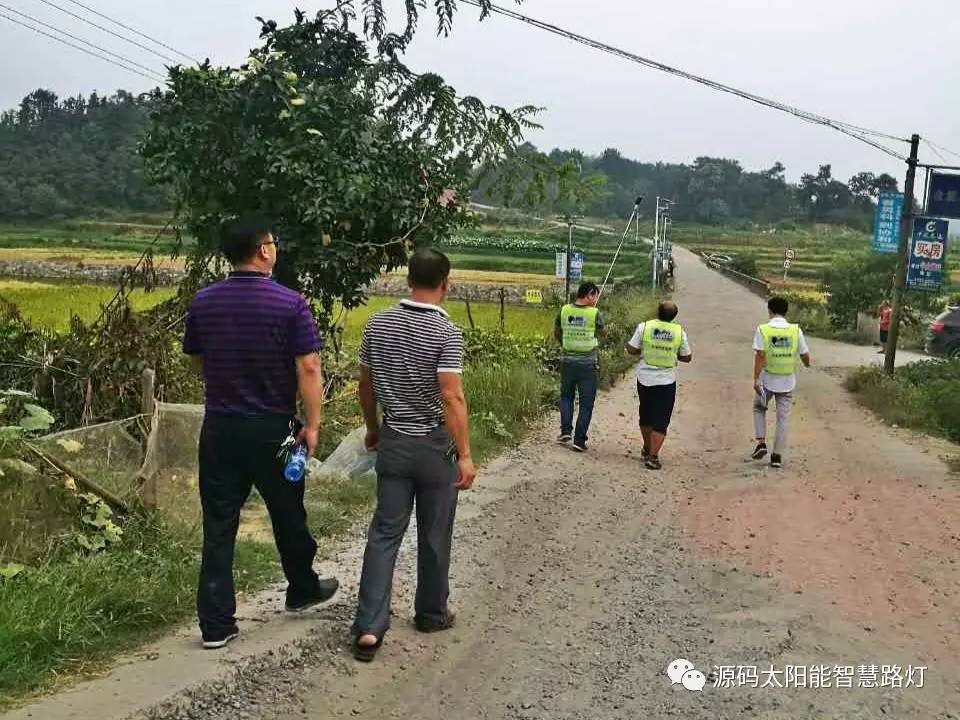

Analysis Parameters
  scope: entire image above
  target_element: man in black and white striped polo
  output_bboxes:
[351,248,477,662]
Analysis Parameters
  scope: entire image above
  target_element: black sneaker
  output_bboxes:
[202,625,239,650]
[770,454,783,469]
[644,455,662,470]
[751,442,768,460]
[571,443,587,453]
[415,612,457,634]
[557,433,572,444]
[285,577,340,613]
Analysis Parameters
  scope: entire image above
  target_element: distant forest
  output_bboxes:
[0,89,167,219]
[474,145,901,231]
[1,88,899,230]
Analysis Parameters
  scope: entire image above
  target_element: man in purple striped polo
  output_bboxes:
[183,217,338,649]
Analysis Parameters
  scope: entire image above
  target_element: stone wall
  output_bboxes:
[0,259,591,306]
[0,260,185,285]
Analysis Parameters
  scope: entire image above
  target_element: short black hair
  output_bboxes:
[768,296,789,316]
[408,247,451,290]
[658,301,679,322]
[576,282,600,299]
[221,217,274,265]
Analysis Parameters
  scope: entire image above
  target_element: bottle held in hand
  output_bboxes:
[283,442,309,483]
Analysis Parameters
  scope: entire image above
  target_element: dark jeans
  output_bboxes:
[197,413,320,636]
[353,424,459,638]
[560,361,599,445]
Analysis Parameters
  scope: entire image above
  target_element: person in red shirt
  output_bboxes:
[877,300,893,353]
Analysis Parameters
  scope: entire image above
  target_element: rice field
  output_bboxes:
[0,280,176,332]
[0,280,555,340]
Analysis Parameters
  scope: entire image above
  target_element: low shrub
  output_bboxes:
[846,359,960,441]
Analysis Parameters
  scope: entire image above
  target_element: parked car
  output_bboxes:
[926,306,960,358]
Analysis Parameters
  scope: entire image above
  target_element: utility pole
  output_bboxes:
[652,197,660,289]
[884,133,921,375]
[564,215,575,301]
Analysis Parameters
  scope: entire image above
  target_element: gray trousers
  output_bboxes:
[753,388,793,455]
[353,424,458,637]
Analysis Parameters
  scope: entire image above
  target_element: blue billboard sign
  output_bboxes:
[906,217,948,293]
[872,191,903,253]
[927,172,960,220]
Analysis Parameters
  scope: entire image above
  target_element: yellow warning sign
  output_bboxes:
[525,289,544,305]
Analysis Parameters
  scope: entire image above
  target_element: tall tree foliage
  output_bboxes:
[140,8,545,333]
[0,90,167,218]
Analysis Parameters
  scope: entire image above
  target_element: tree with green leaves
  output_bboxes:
[140,6,553,335]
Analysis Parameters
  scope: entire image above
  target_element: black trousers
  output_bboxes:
[637,381,678,434]
[197,412,320,635]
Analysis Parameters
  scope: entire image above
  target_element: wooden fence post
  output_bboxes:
[140,368,157,510]
[498,288,506,332]
[464,290,476,329]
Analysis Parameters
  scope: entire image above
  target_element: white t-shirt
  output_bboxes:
[752,316,809,393]
[628,321,692,387]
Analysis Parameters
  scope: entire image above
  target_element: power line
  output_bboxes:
[464,0,910,162]
[924,140,950,165]
[33,0,182,65]
[0,9,164,82]
[0,2,164,80]
[926,139,960,163]
[61,0,199,64]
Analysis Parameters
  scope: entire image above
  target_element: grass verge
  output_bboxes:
[0,516,277,708]
[846,359,960,442]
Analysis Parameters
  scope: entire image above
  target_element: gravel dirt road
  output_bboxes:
[7,246,958,720]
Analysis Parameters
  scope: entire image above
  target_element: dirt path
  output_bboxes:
[7,247,959,720]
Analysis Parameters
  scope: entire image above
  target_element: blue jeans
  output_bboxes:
[559,362,598,445]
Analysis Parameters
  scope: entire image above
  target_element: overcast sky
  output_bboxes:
[2,0,958,184]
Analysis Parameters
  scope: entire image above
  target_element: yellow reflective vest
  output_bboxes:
[758,322,800,375]
[560,304,599,352]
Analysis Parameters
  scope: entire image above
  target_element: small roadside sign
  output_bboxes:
[872,191,904,253]
[524,289,544,305]
[555,251,566,279]
[783,259,792,270]
[784,248,796,260]
[570,252,585,281]
[906,217,949,292]
[928,172,960,219]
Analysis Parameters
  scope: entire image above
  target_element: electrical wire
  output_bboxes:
[61,0,199,64]
[924,140,950,165]
[33,0,182,65]
[0,9,164,82]
[464,0,910,162]
[0,2,164,80]
[925,139,960,163]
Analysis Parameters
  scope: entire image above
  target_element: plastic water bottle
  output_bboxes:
[283,443,309,483]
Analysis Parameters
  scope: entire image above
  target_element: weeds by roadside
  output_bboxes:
[846,359,960,442]
[0,516,278,707]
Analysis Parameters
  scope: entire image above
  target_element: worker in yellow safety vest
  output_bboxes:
[554,282,607,452]
[751,296,812,469]
[626,301,693,470]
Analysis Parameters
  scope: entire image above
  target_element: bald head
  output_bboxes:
[658,301,679,322]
